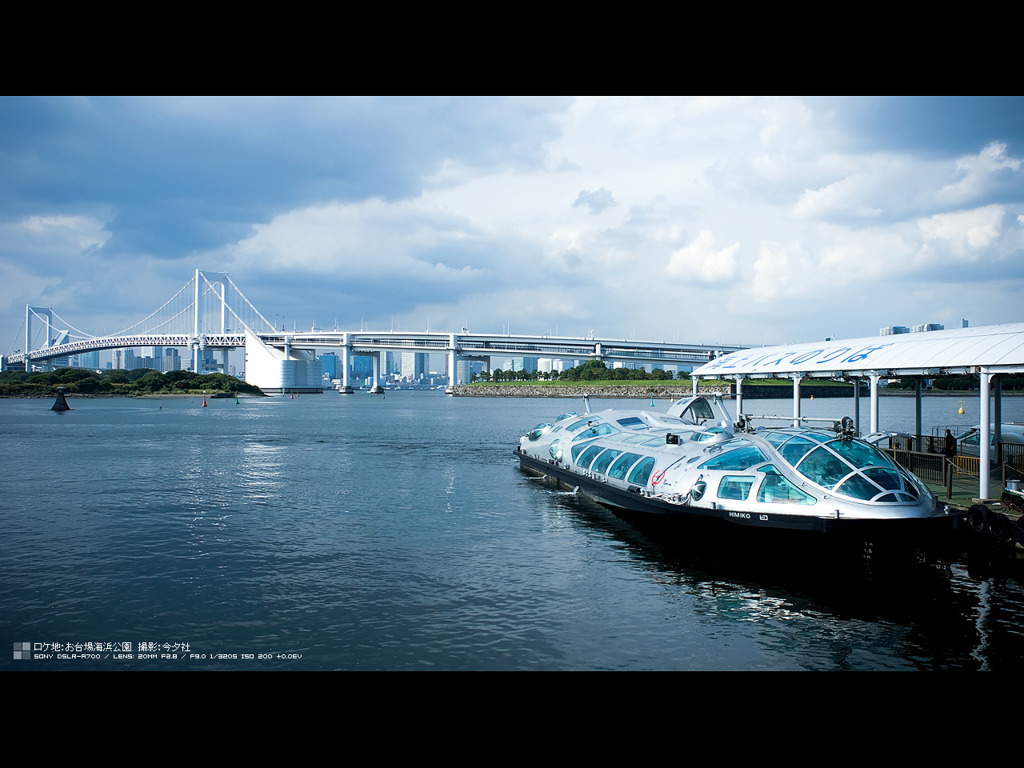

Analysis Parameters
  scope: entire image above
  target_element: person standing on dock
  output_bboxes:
[944,429,956,458]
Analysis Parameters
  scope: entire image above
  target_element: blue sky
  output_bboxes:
[3,96,1022,358]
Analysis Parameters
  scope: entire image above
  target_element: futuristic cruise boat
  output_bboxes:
[516,395,960,542]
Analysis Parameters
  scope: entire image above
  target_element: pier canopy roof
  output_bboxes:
[692,323,1024,380]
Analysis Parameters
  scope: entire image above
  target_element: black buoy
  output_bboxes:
[51,386,71,412]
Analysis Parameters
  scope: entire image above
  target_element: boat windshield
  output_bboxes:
[771,433,913,502]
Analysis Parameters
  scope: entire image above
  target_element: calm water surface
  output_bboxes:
[2,391,1023,670]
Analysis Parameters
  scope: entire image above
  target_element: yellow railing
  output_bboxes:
[951,455,980,477]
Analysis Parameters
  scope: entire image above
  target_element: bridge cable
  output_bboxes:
[110,278,194,336]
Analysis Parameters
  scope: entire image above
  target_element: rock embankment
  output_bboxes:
[450,384,730,398]
[451,383,855,398]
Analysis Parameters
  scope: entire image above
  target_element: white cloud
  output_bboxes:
[939,142,1023,205]
[795,173,884,220]
[667,229,740,283]
[226,199,485,282]
[918,204,1005,258]
[12,214,111,254]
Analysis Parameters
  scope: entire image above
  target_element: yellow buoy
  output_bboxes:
[958,400,964,415]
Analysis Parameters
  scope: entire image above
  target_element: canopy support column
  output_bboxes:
[735,376,743,423]
[869,373,880,434]
[915,377,923,452]
[853,378,861,436]
[792,374,802,428]
[979,368,992,501]
[994,375,1003,463]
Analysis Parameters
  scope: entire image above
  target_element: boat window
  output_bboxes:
[627,457,657,486]
[571,441,596,463]
[827,439,891,470]
[795,447,852,490]
[616,417,646,429]
[896,467,921,498]
[680,398,715,423]
[527,423,552,441]
[556,412,578,422]
[607,452,642,480]
[776,435,820,465]
[765,431,795,449]
[548,439,562,461]
[718,475,755,501]
[756,465,816,505]
[576,444,606,470]
[591,449,622,475]
[692,427,731,443]
[566,419,595,433]
[573,423,617,442]
[862,466,902,490]
[834,473,882,501]
[699,445,768,471]
[690,480,707,501]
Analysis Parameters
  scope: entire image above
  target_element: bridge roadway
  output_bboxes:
[259,331,740,364]
[7,329,745,390]
[254,331,745,392]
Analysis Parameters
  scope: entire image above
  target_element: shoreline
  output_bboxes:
[451,383,1020,399]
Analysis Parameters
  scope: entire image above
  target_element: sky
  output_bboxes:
[3,95,1023,360]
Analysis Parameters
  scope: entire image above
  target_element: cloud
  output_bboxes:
[918,204,1008,259]
[939,142,1023,207]
[572,188,618,214]
[226,198,495,280]
[667,229,740,283]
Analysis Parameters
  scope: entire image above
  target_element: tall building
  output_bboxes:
[510,357,538,372]
[320,353,339,379]
[351,355,373,382]
[401,352,426,381]
[162,348,181,372]
[78,351,100,370]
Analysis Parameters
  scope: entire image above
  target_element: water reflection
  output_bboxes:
[526,470,1024,671]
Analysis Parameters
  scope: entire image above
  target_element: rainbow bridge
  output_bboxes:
[4,269,743,393]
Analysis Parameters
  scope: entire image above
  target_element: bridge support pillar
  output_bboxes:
[445,333,458,394]
[338,334,353,393]
[369,351,383,394]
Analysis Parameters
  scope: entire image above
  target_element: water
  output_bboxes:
[2,391,1023,671]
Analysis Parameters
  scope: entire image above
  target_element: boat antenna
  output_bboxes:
[583,393,592,414]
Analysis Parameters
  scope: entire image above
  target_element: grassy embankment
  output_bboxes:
[0,368,265,397]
